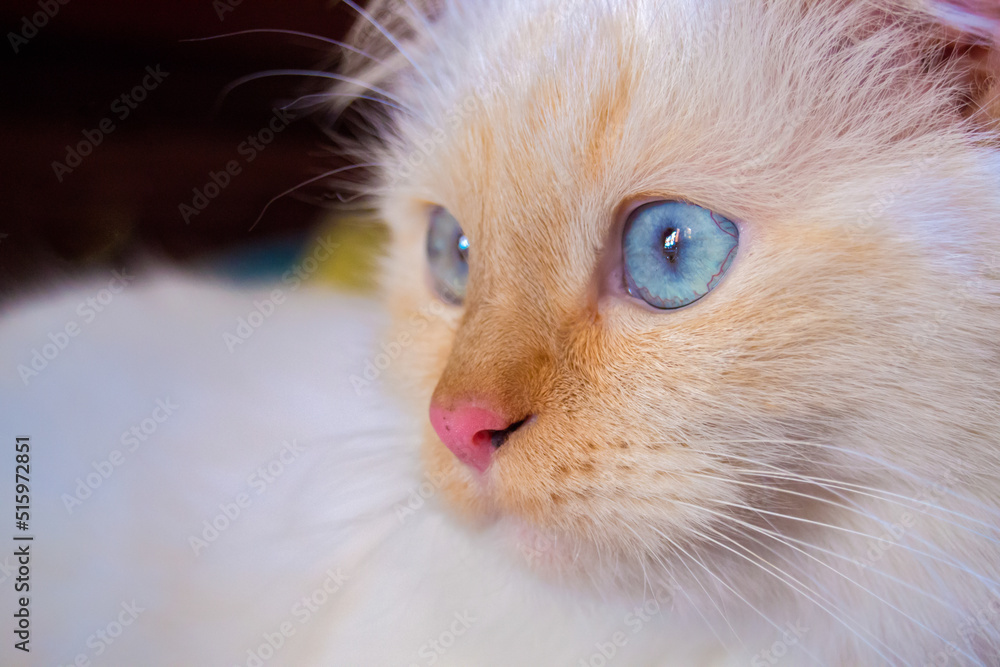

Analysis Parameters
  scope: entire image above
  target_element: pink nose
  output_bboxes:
[429,403,517,473]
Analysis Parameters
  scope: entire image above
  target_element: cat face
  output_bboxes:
[359,0,1000,594]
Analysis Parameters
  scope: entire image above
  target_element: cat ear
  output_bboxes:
[925,0,1000,128]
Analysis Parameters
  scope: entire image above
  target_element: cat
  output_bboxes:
[3,0,1000,665]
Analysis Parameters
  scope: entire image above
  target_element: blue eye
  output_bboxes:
[622,201,739,309]
[427,207,468,304]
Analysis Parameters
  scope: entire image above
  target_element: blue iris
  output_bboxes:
[427,207,468,304]
[622,201,738,309]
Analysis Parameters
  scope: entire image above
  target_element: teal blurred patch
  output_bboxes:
[203,233,312,284]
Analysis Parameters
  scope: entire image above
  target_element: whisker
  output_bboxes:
[686,502,987,665]
[648,525,828,665]
[680,470,968,610]
[688,541,746,649]
[684,493,1000,589]
[693,522,906,664]
[680,448,1000,591]
[621,521,736,649]
[281,92,411,118]
[215,69,415,116]
[681,464,1000,557]
[180,28,387,64]
[341,0,433,84]
[401,0,445,52]
[716,439,1000,521]
[248,162,381,231]
[683,446,1000,539]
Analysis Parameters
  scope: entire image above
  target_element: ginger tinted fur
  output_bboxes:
[344,0,1000,662]
[4,1,1000,665]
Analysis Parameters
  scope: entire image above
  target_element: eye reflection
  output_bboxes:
[622,201,739,310]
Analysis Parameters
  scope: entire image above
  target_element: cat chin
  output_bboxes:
[497,517,573,572]
[489,514,666,599]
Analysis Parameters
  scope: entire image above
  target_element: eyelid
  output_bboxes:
[616,196,746,243]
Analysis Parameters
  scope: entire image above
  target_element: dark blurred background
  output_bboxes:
[0,0,365,298]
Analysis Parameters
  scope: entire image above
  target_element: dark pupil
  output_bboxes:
[662,227,680,261]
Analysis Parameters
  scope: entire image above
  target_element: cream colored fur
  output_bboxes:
[348,0,1000,663]
[3,0,1000,665]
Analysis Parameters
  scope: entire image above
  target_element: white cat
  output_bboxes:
[4,0,1000,665]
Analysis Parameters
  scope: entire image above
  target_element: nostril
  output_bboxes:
[486,417,528,449]
[429,403,531,473]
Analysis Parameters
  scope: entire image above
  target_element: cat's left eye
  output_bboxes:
[426,207,468,305]
[622,201,739,310]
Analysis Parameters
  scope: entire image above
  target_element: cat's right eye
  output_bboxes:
[622,201,739,310]
[426,206,468,305]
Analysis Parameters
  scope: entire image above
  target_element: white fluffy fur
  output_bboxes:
[348,0,1000,663]
[5,0,1000,665]
[0,274,735,666]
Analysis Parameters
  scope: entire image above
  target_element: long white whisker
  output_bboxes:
[247,162,381,231]
[341,0,434,84]
[686,494,1000,589]
[620,521,736,649]
[695,522,906,664]
[684,446,1000,540]
[680,471,966,610]
[718,439,1000,521]
[217,69,415,114]
[281,92,411,117]
[692,505,982,664]
[680,499,985,664]
[401,0,445,53]
[681,466,1000,581]
[681,447,1000,590]
[180,28,387,64]
[648,525,828,665]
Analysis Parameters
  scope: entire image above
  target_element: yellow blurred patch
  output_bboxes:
[302,214,388,293]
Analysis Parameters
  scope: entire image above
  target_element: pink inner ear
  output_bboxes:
[931,1,1000,42]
